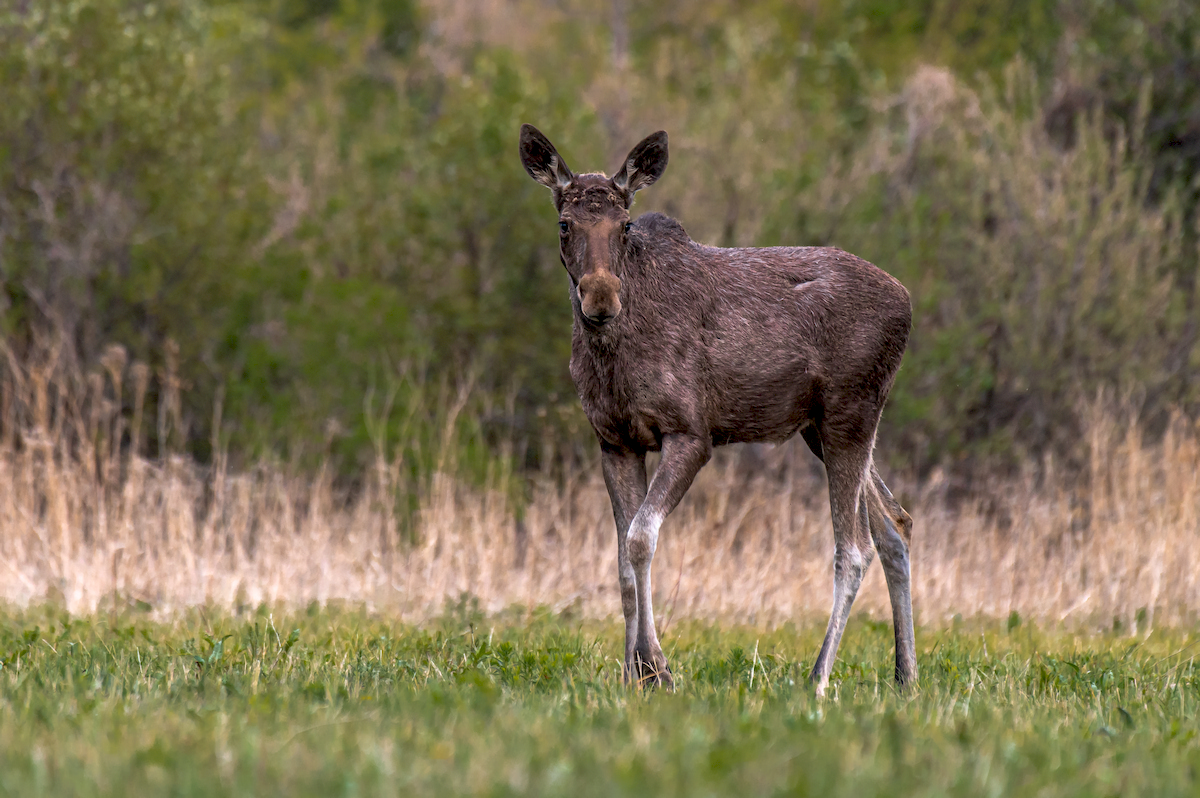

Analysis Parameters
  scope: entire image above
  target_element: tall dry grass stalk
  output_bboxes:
[1,344,1198,631]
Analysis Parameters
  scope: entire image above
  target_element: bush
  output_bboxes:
[0,0,274,459]
[2,0,1198,482]
[766,63,1196,470]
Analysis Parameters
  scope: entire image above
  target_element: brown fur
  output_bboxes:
[520,124,918,693]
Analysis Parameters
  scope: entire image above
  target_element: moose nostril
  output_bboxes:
[585,309,617,324]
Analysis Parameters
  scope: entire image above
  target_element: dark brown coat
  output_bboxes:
[568,209,911,455]
[520,125,916,693]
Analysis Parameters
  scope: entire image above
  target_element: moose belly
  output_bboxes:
[708,367,820,445]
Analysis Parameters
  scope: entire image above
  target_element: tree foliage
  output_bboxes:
[0,0,1196,477]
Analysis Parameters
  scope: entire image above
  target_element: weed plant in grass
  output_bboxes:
[2,605,1199,797]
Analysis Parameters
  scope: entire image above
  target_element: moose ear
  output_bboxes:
[519,124,574,192]
[613,131,668,199]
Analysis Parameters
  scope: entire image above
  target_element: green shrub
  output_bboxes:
[2,0,1198,482]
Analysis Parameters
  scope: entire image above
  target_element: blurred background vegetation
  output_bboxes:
[1,0,1197,483]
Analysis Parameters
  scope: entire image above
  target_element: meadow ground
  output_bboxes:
[3,362,1200,796]
[2,604,1199,797]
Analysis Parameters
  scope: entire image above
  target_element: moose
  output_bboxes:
[519,125,916,695]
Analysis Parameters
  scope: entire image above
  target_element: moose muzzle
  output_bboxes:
[578,270,622,324]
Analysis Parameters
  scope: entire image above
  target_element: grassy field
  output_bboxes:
[2,605,1199,797]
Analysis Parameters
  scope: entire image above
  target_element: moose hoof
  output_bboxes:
[632,650,674,691]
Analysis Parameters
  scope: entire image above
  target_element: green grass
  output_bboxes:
[2,603,1199,797]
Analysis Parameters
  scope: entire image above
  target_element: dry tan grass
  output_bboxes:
[2,345,1199,630]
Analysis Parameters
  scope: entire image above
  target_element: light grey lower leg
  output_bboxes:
[869,471,917,686]
[810,453,873,697]
[809,532,869,696]
[628,504,666,681]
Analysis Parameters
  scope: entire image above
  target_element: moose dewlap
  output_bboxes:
[519,124,915,695]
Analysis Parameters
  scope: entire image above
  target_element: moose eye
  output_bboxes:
[624,222,633,233]
[559,221,569,234]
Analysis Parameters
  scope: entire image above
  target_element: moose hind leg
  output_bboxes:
[809,441,875,697]
[867,466,917,686]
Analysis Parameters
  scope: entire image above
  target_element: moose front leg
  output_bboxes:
[600,444,648,684]
[626,433,711,689]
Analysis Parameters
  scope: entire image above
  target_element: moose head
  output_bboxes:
[519,124,668,326]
